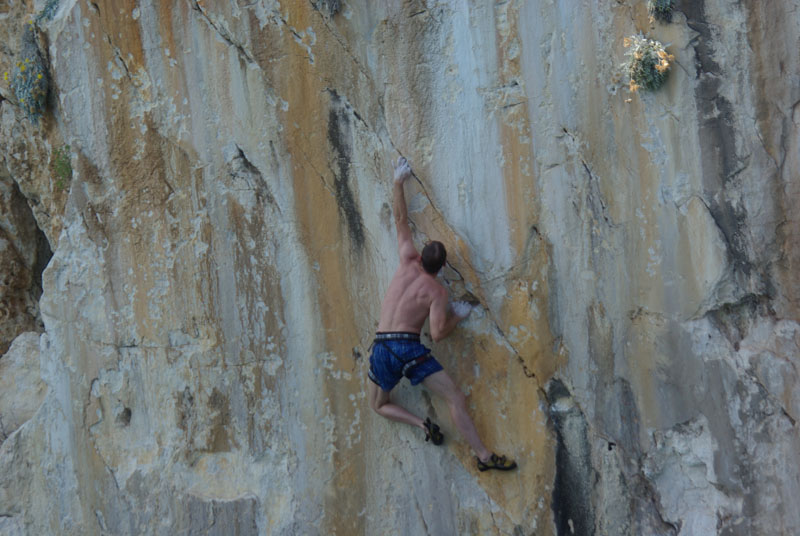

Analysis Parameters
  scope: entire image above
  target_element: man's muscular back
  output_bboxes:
[377,259,442,334]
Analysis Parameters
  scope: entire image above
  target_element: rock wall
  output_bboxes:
[0,0,797,534]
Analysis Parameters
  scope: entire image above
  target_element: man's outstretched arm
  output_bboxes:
[393,157,417,263]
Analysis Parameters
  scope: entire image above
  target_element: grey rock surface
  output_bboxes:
[0,0,797,534]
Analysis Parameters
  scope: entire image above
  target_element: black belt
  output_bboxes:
[374,332,420,342]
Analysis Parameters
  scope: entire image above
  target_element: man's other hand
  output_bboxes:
[450,301,473,319]
[394,157,412,184]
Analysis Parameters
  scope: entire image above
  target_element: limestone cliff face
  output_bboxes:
[0,0,797,534]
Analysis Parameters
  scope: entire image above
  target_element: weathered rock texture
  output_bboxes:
[0,0,798,534]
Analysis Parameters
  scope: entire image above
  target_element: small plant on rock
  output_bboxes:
[648,0,674,23]
[52,144,72,190]
[6,25,49,123]
[623,35,674,92]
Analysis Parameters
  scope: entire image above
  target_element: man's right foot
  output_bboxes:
[423,418,444,445]
[476,453,517,472]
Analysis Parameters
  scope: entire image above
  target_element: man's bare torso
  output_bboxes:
[377,257,441,333]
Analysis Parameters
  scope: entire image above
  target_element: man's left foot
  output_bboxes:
[476,453,517,472]
[423,418,444,445]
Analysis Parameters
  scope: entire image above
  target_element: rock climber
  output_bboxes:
[367,156,517,472]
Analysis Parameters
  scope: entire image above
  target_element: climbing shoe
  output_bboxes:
[423,418,444,445]
[476,453,517,472]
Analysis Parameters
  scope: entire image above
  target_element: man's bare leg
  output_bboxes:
[368,381,426,431]
[422,370,492,462]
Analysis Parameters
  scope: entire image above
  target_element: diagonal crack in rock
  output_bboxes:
[190,0,258,67]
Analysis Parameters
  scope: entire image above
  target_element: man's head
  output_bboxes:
[421,241,447,274]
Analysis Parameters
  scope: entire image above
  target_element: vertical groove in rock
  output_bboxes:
[547,379,595,536]
[326,90,366,251]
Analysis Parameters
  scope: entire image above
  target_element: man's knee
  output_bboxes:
[424,371,467,408]
[370,397,384,413]
[369,384,390,413]
[446,388,467,409]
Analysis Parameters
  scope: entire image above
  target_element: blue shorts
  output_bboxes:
[368,332,443,392]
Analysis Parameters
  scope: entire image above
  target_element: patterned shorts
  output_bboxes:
[367,332,443,392]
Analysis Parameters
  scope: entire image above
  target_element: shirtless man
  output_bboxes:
[367,157,516,472]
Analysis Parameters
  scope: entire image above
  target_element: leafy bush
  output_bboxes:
[648,0,674,23]
[623,35,674,92]
[5,26,49,123]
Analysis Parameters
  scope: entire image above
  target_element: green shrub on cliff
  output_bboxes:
[623,35,674,92]
[52,144,72,190]
[648,0,674,23]
[5,25,49,123]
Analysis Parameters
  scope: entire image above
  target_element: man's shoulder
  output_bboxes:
[397,268,441,293]
[420,276,446,298]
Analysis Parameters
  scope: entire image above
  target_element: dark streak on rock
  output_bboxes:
[582,160,611,226]
[630,471,681,535]
[230,145,276,208]
[678,0,753,277]
[176,386,194,432]
[310,0,341,18]
[10,179,52,300]
[116,406,132,427]
[327,90,366,250]
[706,293,773,348]
[547,379,595,536]
[207,388,233,452]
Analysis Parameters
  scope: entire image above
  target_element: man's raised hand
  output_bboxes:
[394,156,412,184]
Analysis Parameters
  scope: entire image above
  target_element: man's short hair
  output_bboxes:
[421,241,446,274]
